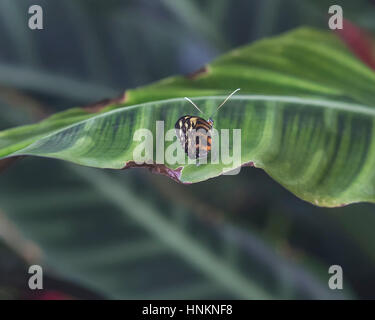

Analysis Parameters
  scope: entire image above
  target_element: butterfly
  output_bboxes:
[175,88,240,160]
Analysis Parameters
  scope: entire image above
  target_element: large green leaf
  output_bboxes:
[1,27,375,207]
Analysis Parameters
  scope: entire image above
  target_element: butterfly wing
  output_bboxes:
[175,115,191,154]
[175,115,212,160]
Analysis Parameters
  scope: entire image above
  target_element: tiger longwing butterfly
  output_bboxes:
[175,88,240,160]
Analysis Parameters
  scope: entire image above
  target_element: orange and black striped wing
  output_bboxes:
[175,115,212,159]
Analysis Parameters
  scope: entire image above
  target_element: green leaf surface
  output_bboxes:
[1,27,375,207]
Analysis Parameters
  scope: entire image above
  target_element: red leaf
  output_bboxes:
[335,19,375,70]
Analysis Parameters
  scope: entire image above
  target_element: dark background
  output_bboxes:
[1,0,375,299]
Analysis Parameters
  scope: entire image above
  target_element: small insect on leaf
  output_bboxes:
[174,89,240,160]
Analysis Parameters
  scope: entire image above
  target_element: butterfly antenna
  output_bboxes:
[215,88,241,112]
[184,97,203,114]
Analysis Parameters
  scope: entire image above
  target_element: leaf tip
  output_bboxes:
[242,161,257,168]
[0,156,22,173]
[185,65,210,80]
[83,91,128,113]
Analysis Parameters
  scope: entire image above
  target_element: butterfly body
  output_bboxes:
[175,115,213,159]
[174,88,240,161]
